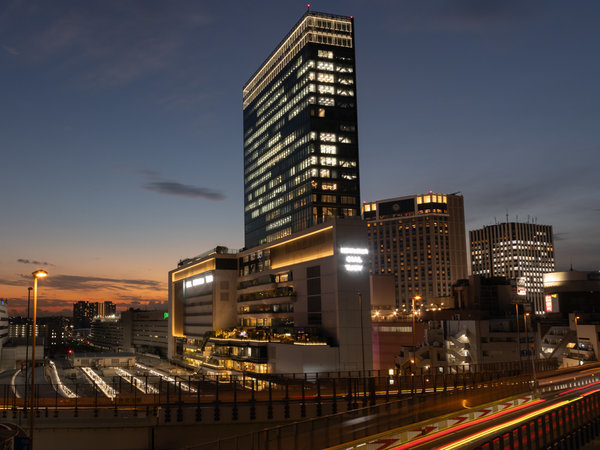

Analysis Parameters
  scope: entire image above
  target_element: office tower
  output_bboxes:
[243,11,361,248]
[470,222,555,314]
[363,193,468,308]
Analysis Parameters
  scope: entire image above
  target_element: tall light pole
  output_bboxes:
[515,303,521,359]
[411,296,421,347]
[524,312,537,391]
[411,296,421,373]
[24,287,32,410]
[358,292,365,375]
[30,269,47,448]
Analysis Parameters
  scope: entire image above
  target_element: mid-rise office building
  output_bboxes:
[470,221,555,314]
[363,193,468,309]
[243,11,361,248]
[121,309,169,357]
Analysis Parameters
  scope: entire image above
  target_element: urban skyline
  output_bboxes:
[1,1,599,316]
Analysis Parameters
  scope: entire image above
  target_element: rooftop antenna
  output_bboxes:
[307,3,311,11]
[506,211,509,223]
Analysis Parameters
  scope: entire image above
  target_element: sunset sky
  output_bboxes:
[1,1,598,316]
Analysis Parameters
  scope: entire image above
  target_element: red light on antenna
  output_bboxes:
[307,3,311,8]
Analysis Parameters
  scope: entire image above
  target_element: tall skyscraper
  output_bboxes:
[470,221,555,314]
[243,11,361,248]
[363,193,468,309]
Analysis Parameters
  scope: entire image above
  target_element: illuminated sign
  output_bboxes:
[185,273,214,289]
[516,277,527,296]
[340,247,368,272]
[545,295,552,312]
[545,294,558,313]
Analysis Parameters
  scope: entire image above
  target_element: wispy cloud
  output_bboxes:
[143,181,226,200]
[383,0,535,34]
[17,258,51,266]
[1,44,18,55]
[0,273,163,292]
[0,2,212,87]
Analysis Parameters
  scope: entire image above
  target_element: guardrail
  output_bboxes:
[474,389,600,449]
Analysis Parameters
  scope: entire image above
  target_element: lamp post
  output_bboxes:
[515,303,521,359]
[29,269,47,448]
[358,292,365,375]
[411,296,421,373]
[24,287,32,410]
[411,296,421,347]
[524,312,537,391]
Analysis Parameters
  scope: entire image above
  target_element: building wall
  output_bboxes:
[363,193,468,309]
[169,218,372,373]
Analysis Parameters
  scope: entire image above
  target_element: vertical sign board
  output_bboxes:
[545,294,558,313]
[516,277,527,296]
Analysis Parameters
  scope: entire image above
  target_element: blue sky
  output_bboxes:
[1,1,598,315]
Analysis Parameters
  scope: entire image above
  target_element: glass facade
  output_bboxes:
[243,12,360,248]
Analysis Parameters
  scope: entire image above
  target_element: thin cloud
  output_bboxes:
[2,44,18,55]
[143,181,226,200]
[17,258,51,266]
[138,169,161,179]
[384,0,535,34]
[0,2,212,87]
[0,274,163,292]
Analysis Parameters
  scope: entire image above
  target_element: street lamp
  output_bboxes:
[357,292,366,375]
[24,287,32,411]
[524,312,537,392]
[411,296,421,374]
[412,296,421,347]
[29,269,47,448]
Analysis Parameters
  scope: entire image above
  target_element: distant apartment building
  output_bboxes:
[168,218,372,374]
[470,222,555,314]
[89,317,122,351]
[0,300,8,348]
[73,300,117,328]
[362,193,468,309]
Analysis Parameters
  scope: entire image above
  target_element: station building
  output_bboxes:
[168,218,372,375]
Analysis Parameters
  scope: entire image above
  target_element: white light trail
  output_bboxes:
[115,367,159,394]
[81,367,117,400]
[135,363,197,393]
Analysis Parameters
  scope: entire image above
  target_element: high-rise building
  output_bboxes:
[73,300,117,328]
[470,222,555,314]
[73,301,95,328]
[243,11,361,248]
[363,193,468,309]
